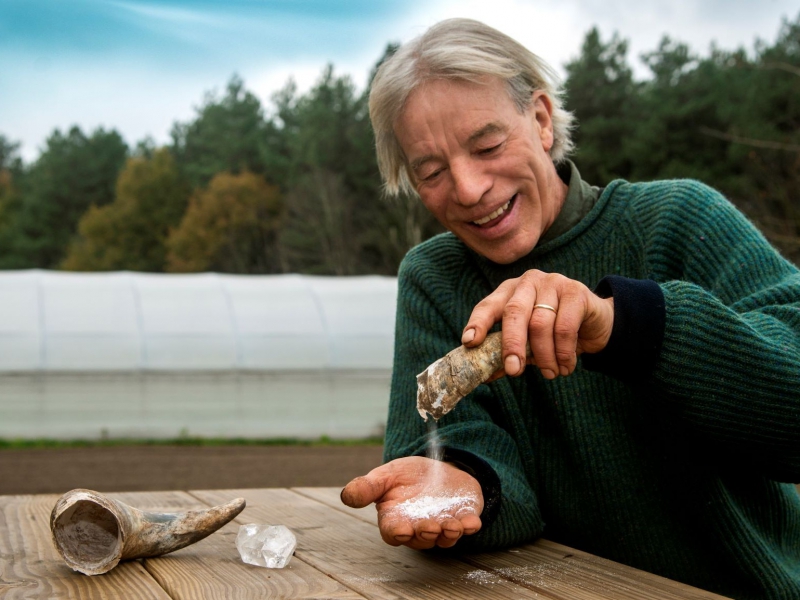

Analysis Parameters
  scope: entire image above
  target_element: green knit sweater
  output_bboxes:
[384,177,800,600]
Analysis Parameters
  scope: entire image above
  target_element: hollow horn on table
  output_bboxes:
[50,488,246,576]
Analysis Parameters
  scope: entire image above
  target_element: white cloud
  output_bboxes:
[109,1,232,28]
[390,0,797,77]
[387,0,583,75]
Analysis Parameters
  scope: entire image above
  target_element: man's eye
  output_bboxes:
[422,168,443,181]
[477,144,501,155]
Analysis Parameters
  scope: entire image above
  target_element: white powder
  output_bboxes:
[426,418,443,462]
[394,494,474,520]
[463,569,502,585]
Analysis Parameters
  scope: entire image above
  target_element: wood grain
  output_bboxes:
[196,487,553,600]
[0,492,172,600]
[462,540,730,600]
[293,487,732,600]
[0,488,738,599]
[293,486,376,523]
[107,490,363,600]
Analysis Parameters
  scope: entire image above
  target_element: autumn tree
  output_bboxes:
[62,148,190,271]
[166,171,284,273]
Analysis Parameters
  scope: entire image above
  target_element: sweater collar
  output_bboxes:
[540,160,601,244]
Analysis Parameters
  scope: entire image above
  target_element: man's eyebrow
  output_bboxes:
[410,154,437,173]
[468,122,507,144]
[408,123,507,173]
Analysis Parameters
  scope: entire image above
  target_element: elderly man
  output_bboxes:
[341,18,800,600]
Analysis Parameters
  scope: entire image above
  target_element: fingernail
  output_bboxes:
[462,328,475,344]
[560,365,569,376]
[394,534,412,542]
[504,355,521,376]
[542,369,556,380]
[420,531,439,541]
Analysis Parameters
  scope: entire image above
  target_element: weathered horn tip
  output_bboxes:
[208,498,247,531]
[229,497,247,510]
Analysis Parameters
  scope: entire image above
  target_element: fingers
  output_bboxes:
[527,296,558,379]
[528,286,581,379]
[521,274,584,378]
[410,518,444,550]
[377,509,416,546]
[437,518,465,548]
[551,295,582,376]
[378,513,480,550]
[461,279,517,347]
[460,513,482,535]
[462,270,607,380]
[497,276,535,377]
[340,466,393,509]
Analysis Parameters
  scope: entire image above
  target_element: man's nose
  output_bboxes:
[450,159,491,207]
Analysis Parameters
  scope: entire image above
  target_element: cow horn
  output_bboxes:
[50,488,246,575]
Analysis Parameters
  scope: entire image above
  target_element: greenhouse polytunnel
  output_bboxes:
[0,270,398,440]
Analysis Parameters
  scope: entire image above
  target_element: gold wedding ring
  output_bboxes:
[533,303,557,313]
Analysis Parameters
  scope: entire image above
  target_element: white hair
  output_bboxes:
[369,18,575,196]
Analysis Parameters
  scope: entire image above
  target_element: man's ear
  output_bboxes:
[531,91,555,152]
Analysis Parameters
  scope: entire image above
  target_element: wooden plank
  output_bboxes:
[0,492,172,600]
[109,490,365,600]
[195,488,570,600]
[293,486,377,524]
[462,540,730,600]
[296,487,731,600]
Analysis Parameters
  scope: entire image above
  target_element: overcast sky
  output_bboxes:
[1,0,797,162]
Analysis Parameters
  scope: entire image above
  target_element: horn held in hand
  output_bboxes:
[416,331,508,421]
[50,488,246,576]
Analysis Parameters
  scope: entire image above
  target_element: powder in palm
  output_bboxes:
[395,494,474,520]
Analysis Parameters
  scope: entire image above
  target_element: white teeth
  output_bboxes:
[473,200,511,226]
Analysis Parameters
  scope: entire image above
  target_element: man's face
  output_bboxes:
[394,77,567,264]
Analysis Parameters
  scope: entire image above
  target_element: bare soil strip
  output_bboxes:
[0,445,384,495]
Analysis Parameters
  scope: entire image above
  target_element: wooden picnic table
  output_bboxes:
[0,486,730,599]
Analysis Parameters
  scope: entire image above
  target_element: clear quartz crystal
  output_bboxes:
[236,524,297,568]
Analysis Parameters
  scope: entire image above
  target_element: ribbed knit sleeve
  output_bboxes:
[384,236,544,551]
[627,180,800,481]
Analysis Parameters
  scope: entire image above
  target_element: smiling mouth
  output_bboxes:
[473,196,514,226]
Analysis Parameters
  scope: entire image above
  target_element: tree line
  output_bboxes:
[0,14,798,274]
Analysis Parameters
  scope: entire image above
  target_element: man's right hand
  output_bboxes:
[340,456,484,550]
[461,269,614,380]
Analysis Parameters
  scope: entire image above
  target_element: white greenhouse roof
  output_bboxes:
[0,270,398,372]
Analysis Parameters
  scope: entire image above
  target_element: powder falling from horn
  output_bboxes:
[50,488,246,575]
